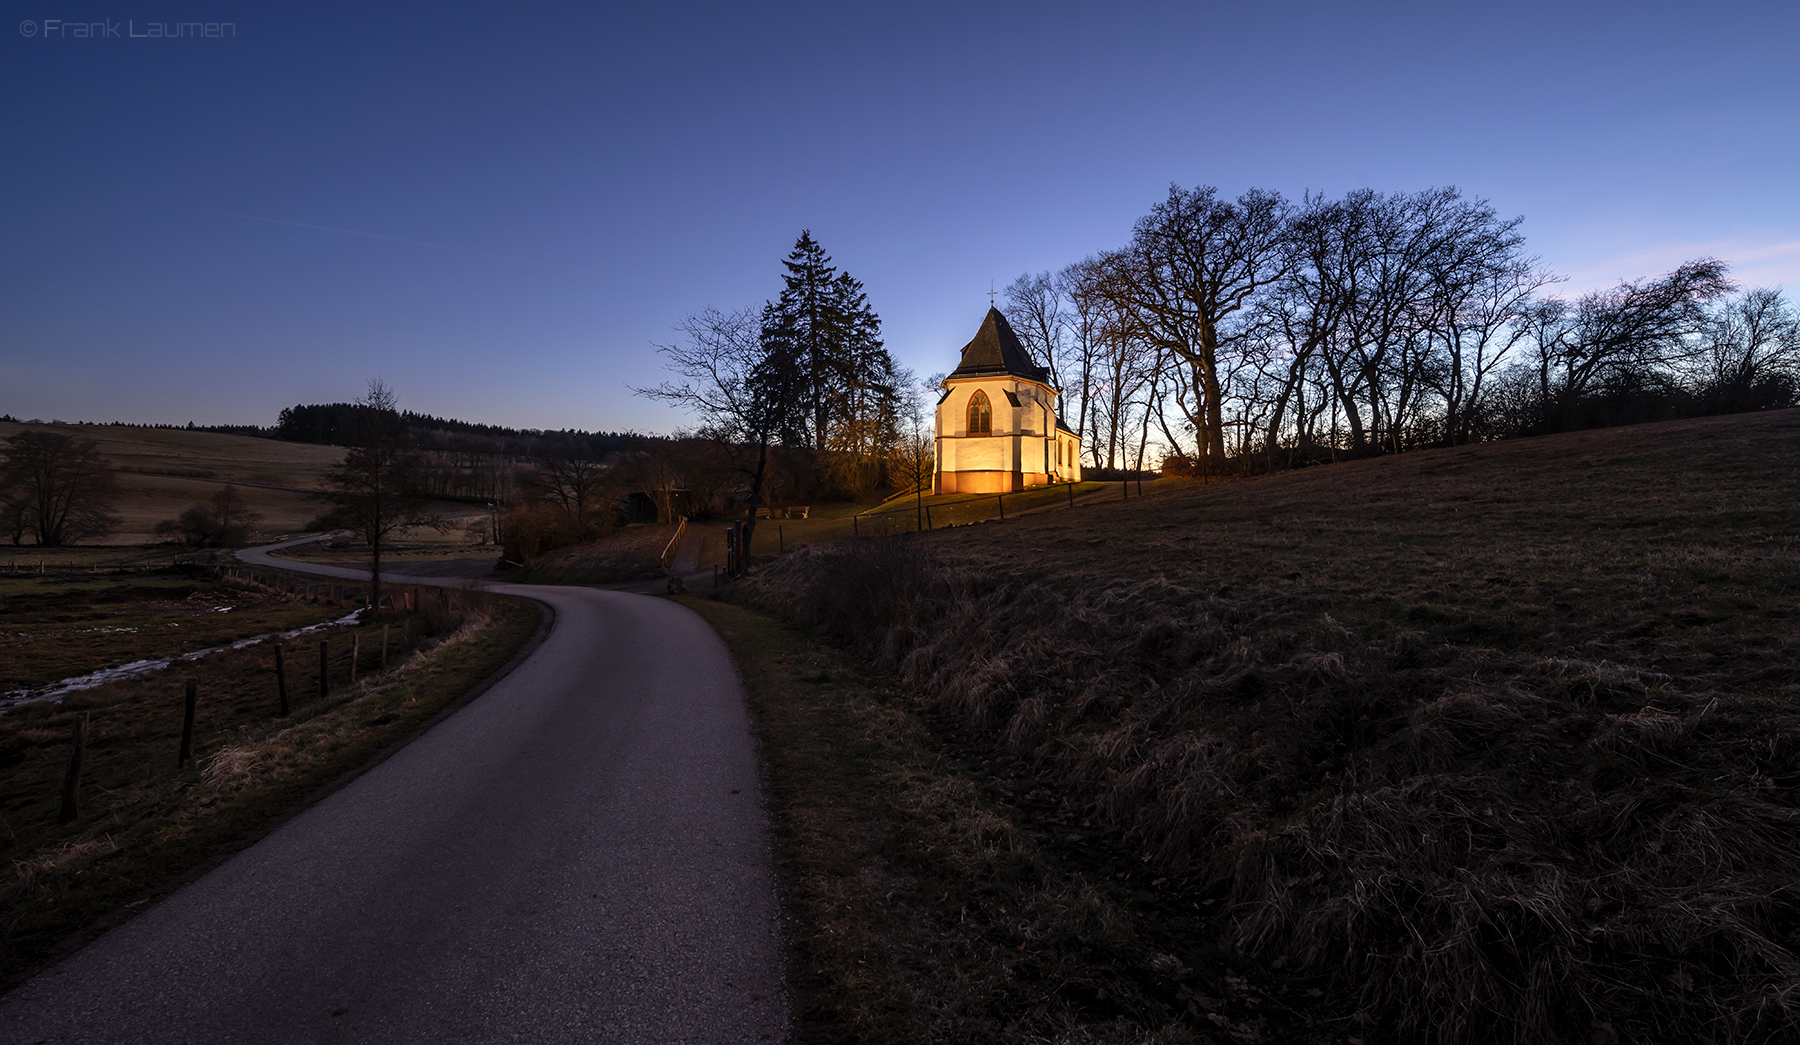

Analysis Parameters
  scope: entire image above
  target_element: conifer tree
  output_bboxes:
[760,231,900,492]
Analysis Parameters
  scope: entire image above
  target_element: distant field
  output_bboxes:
[729,409,1800,1044]
[0,422,343,486]
[0,422,466,544]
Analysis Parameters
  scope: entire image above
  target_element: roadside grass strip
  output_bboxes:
[681,596,1278,1045]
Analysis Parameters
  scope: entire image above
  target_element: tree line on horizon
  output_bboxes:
[1000,185,1800,472]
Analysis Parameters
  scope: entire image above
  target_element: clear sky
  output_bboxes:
[4,1,1796,433]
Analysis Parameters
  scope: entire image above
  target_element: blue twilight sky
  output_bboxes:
[3,1,1797,434]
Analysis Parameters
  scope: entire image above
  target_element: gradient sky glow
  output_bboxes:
[5,1,1797,433]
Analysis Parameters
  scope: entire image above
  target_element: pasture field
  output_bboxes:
[721,408,1800,1044]
[0,421,342,542]
[0,563,542,991]
[0,422,343,488]
[1,565,352,698]
[0,422,484,544]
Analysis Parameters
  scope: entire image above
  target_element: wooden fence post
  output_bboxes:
[178,680,197,766]
[925,505,933,530]
[274,644,290,715]
[997,494,1005,521]
[319,640,329,700]
[59,714,87,823]
[350,634,360,685]
[382,624,390,669]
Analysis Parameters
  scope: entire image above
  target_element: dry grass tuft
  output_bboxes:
[11,835,119,892]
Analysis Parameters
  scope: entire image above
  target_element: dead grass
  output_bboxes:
[513,524,678,584]
[0,565,360,694]
[726,409,1800,1045]
[681,596,1236,1044]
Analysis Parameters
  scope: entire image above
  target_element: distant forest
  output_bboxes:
[269,403,652,460]
[0,408,656,462]
[262,403,662,504]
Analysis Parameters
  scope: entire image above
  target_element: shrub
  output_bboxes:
[500,502,592,562]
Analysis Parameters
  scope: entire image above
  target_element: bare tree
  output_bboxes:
[1064,258,1160,471]
[528,453,610,525]
[635,306,804,566]
[1424,254,1560,445]
[0,430,121,546]
[1003,271,1069,395]
[1104,185,1294,460]
[1058,258,1109,464]
[1694,287,1800,412]
[317,381,440,608]
[882,371,935,531]
[1532,259,1735,428]
[155,483,265,547]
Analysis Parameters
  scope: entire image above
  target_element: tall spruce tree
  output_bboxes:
[761,232,899,492]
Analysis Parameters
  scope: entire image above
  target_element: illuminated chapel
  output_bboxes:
[933,308,1082,494]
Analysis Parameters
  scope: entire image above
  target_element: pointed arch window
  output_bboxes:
[967,390,992,435]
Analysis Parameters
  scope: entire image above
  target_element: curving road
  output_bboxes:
[0,538,787,1044]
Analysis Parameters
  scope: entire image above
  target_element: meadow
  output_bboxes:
[723,409,1800,1044]
[0,421,346,543]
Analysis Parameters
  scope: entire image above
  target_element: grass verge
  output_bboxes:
[0,584,543,992]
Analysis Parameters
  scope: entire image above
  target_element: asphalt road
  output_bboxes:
[0,538,787,1044]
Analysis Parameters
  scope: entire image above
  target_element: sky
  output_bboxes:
[3,0,1797,434]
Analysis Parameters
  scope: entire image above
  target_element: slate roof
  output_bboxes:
[947,307,1050,383]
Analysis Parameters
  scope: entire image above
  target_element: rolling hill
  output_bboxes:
[733,408,1800,1043]
[2,422,353,543]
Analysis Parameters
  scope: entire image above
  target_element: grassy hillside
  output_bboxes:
[728,409,1800,1044]
[0,422,466,544]
[0,422,342,486]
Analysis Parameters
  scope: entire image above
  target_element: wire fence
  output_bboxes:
[849,479,1145,536]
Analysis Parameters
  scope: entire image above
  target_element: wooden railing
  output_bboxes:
[660,516,689,573]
